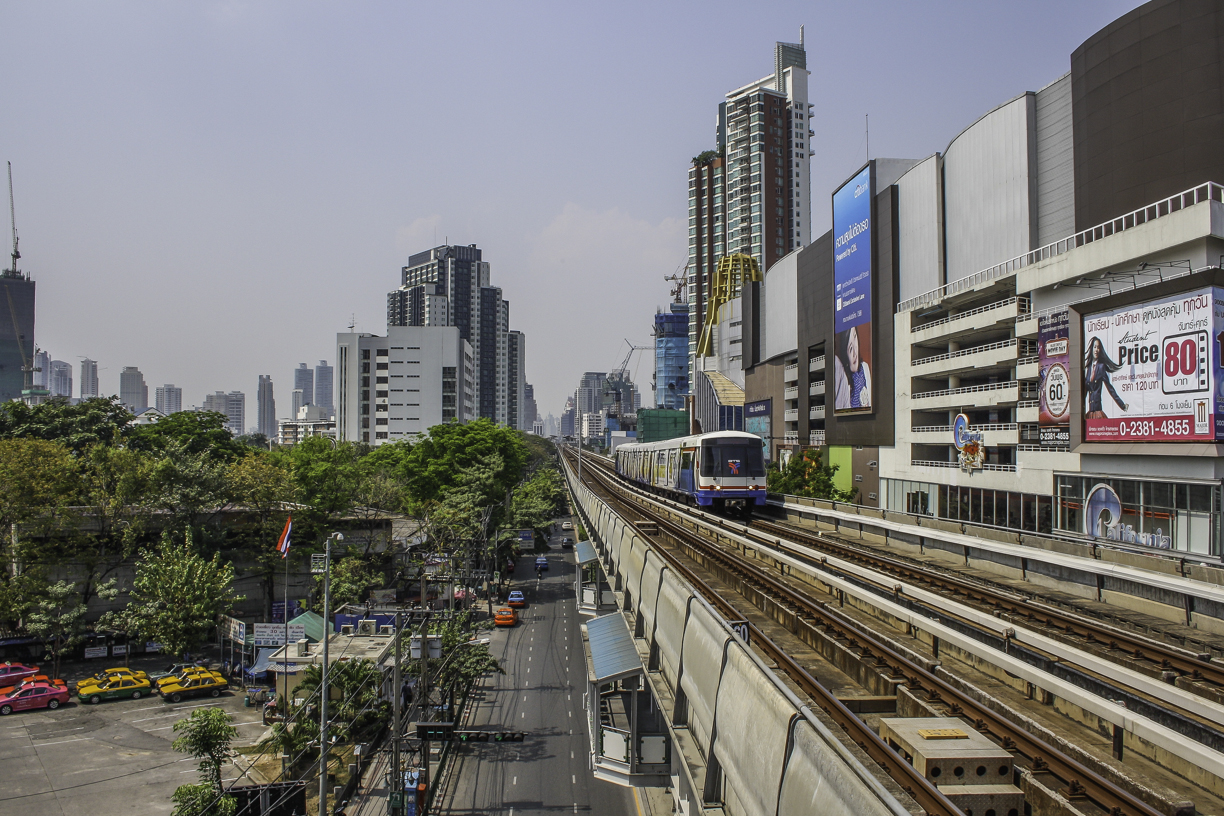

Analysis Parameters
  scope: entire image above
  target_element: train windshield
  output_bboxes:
[699,442,765,478]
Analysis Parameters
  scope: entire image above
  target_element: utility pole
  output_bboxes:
[418,613,432,815]
[318,533,340,816]
[391,608,402,815]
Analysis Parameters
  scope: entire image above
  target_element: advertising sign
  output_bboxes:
[1082,287,1223,441]
[952,413,983,472]
[1038,309,1071,447]
[220,615,246,643]
[744,399,772,461]
[271,600,302,623]
[84,646,108,659]
[832,164,873,415]
[253,623,306,647]
[1084,482,1171,549]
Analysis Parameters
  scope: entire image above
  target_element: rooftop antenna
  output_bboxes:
[347,313,356,331]
[865,114,869,162]
[6,162,19,279]
[800,25,804,48]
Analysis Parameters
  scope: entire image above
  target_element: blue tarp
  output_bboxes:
[245,648,278,678]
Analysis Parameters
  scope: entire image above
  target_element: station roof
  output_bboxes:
[576,539,599,564]
[584,612,641,684]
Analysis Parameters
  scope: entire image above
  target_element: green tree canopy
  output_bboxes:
[0,397,133,452]
[172,706,238,814]
[128,410,244,460]
[399,420,527,508]
[766,449,856,502]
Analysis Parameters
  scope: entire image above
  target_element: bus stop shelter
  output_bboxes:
[581,613,670,787]
[575,539,614,615]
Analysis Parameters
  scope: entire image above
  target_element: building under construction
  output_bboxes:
[2,163,36,404]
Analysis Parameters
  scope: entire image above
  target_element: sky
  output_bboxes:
[0,0,1142,422]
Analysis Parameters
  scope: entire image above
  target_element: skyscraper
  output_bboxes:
[32,350,49,389]
[523,384,538,432]
[654,303,690,410]
[257,375,276,438]
[119,367,149,413]
[0,227,36,404]
[203,391,244,436]
[388,243,516,425]
[49,360,72,399]
[293,364,314,407]
[291,388,306,420]
[507,330,526,430]
[80,359,99,399]
[155,384,182,414]
[314,360,333,415]
[687,36,810,387]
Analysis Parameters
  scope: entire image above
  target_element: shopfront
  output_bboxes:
[1054,475,1222,556]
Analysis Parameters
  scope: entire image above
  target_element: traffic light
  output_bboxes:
[415,722,454,740]
[456,731,490,743]
[493,731,526,742]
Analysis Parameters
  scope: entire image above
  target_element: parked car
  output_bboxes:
[160,672,228,704]
[0,681,70,715]
[507,591,527,608]
[76,674,152,704]
[149,662,206,682]
[88,667,149,684]
[156,667,214,691]
[0,675,65,697]
[0,663,40,685]
[493,607,518,627]
[535,556,549,571]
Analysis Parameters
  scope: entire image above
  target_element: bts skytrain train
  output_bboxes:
[613,430,768,512]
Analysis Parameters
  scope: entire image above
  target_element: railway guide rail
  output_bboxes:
[567,448,1175,816]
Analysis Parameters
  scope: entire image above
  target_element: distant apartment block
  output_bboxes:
[80,358,99,399]
[314,360,334,415]
[203,391,245,436]
[119,367,149,413]
[155,384,183,414]
[257,375,276,438]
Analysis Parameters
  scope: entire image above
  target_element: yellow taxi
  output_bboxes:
[76,674,153,704]
[156,666,214,691]
[160,671,228,703]
[493,607,518,627]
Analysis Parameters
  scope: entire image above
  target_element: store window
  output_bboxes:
[1055,475,1220,555]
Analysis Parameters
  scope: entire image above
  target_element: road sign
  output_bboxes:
[253,623,306,647]
[415,722,454,740]
[220,615,246,642]
[518,529,534,542]
[727,620,750,645]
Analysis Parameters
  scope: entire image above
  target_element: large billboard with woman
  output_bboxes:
[832,164,873,414]
[1081,287,1224,442]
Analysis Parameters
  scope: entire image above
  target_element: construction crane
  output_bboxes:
[664,260,688,304]
[4,163,42,404]
[5,162,18,277]
[604,339,650,418]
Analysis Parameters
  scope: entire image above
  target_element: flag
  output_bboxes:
[277,517,292,559]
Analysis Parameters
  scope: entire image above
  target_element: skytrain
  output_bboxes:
[613,430,768,512]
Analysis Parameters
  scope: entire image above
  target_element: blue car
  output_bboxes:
[507,591,526,608]
[535,556,549,571]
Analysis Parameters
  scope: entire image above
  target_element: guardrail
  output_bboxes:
[910,296,1030,334]
[912,338,1016,367]
[911,459,1019,473]
[809,355,826,371]
[897,182,1224,313]
[912,380,1028,401]
[911,422,1018,433]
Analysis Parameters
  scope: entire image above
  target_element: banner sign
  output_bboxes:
[832,163,874,415]
[1082,287,1223,441]
[253,623,306,647]
[220,615,246,642]
[84,646,108,659]
[272,601,303,623]
[744,399,772,462]
[1038,309,1071,447]
[952,413,983,472]
[1084,482,1171,549]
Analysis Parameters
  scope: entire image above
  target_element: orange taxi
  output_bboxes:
[493,607,518,627]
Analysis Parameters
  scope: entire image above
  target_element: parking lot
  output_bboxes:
[0,667,269,816]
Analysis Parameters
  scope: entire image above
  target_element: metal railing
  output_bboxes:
[783,386,799,400]
[897,182,1224,313]
[808,430,825,446]
[912,380,1027,401]
[910,297,1030,334]
[912,338,1016,368]
[911,459,1019,473]
[809,381,826,396]
[1017,355,1039,367]
[809,355,826,371]
[1016,399,1040,409]
[1018,444,1071,452]
[911,422,1018,433]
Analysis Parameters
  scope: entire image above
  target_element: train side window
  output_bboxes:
[681,452,692,470]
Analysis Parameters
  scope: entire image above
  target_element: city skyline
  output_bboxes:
[0,1,1137,415]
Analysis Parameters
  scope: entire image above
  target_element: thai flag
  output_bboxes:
[277,517,292,558]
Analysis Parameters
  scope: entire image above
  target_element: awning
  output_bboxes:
[583,613,641,684]
[576,539,599,565]
[246,648,278,676]
[268,662,305,674]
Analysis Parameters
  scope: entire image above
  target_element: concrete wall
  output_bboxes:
[762,250,799,363]
[570,473,915,816]
[1033,73,1076,246]
[896,154,944,302]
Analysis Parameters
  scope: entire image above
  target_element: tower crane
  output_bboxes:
[4,163,43,404]
[664,260,689,304]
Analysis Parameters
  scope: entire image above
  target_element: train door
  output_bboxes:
[678,448,695,494]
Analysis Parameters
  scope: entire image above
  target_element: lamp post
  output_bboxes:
[318,532,342,816]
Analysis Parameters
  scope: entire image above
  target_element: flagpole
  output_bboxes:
[283,542,289,702]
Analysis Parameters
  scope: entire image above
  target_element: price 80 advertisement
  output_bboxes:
[1081,287,1224,442]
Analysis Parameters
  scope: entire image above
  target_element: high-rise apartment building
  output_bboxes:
[32,350,49,389]
[507,330,526,430]
[654,303,690,410]
[0,257,36,403]
[119,367,149,413]
[293,364,314,407]
[49,360,72,399]
[523,384,538,432]
[336,326,474,445]
[561,396,576,438]
[291,389,306,420]
[687,36,810,386]
[576,372,606,416]
[257,375,276,438]
[203,391,245,436]
[388,244,517,425]
[155,384,182,414]
[314,360,333,415]
[80,359,99,399]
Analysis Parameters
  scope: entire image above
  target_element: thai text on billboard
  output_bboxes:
[744,399,771,462]
[832,164,873,415]
[1081,287,1223,442]
[1038,309,1071,447]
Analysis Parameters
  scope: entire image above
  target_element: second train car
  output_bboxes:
[614,431,767,512]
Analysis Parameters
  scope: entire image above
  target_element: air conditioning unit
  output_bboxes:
[357,619,377,637]
[340,624,355,636]
[295,638,310,657]
[378,625,394,636]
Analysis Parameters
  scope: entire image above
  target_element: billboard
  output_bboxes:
[744,399,771,461]
[832,164,873,415]
[253,623,307,647]
[1038,310,1071,447]
[1082,287,1224,442]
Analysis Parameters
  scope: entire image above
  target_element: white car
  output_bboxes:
[561,521,573,531]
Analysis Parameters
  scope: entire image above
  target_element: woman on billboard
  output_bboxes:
[834,324,872,411]
[1084,336,1128,418]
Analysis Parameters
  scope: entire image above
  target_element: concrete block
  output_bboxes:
[653,572,691,688]
[1099,548,1183,576]
[1188,563,1224,587]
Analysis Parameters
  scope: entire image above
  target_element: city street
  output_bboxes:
[0,683,266,816]
[432,529,637,816]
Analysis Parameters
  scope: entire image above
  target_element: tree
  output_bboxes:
[406,610,501,695]
[0,569,47,634]
[171,707,238,815]
[26,579,117,677]
[766,449,856,501]
[311,554,384,613]
[105,536,243,658]
[226,454,296,620]
[128,410,244,460]
[0,439,79,564]
[397,420,527,508]
[146,441,232,537]
[0,396,133,452]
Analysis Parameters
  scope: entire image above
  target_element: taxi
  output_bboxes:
[89,667,149,684]
[493,607,518,627]
[0,675,66,697]
[160,671,228,703]
[156,666,214,691]
[0,681,69,715]
[0,663,40,685]
[77,674,152,704]
[506,590,527,608]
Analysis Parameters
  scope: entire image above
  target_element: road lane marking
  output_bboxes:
[568,710,572,717]
[513,776,517,785]
[32,737,90,747]
[572,775,576,784]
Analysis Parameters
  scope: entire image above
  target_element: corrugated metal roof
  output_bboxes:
[585,613,641,683]
[576,539,599,564]
[703,371,745,406]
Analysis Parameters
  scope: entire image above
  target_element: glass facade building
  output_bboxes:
[654,303,689,410]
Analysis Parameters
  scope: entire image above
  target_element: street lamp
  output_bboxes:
[318,532,343,816]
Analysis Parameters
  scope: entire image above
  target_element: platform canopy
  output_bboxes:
[576,539,599,565]
[584,613,641,685]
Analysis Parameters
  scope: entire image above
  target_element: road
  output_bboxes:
[0,686,266,816]
[433,530,638,816]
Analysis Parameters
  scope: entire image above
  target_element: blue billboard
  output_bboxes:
[832,164,874,415]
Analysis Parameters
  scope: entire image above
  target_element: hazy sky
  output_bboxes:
[1,0,1140,421]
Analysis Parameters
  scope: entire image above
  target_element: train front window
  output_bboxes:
[700,444,765,478]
